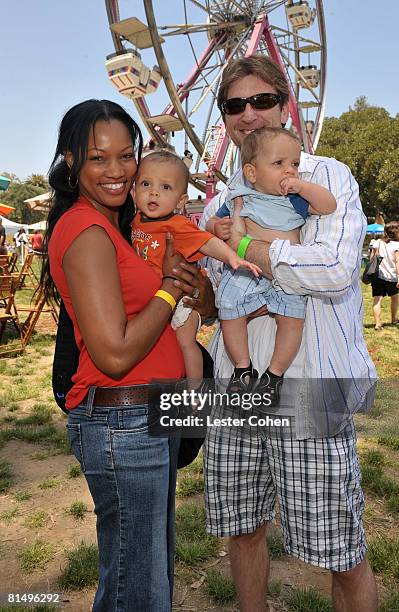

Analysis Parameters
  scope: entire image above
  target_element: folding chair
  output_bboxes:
[19,286,59,347]
[0,255,10,274]
[13,253,37,289]
[0,274,24,355]
[8,252,19,273]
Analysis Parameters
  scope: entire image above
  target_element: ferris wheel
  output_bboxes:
[104,1,327,200]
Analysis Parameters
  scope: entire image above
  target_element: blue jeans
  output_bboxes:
[67,388,179,612]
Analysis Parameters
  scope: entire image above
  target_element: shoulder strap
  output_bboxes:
[52,301,80,414]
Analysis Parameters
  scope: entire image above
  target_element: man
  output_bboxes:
[200,56,378,612]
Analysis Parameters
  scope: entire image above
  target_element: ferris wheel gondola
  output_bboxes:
[104,0,327,200]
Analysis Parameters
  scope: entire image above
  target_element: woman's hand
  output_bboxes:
[162,233,185,278]
[171,262,217,318]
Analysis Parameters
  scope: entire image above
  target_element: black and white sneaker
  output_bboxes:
[226,362,258,394]
[256,368,284,409]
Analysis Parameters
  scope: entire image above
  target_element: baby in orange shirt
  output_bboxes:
[132,151,260,385]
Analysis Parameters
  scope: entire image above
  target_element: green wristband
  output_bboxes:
[237,235,253,259]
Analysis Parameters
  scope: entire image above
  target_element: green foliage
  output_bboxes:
[18,540,56,573]
[266,529,286,559]
[68,501,87,520]
[58,542,99,590]
[0,508,19,523]
[204,569,236,604]
[176,473,204,497]
[0,177,48,225]
[368,537,399,578]
[317,97,399,220]
[67,464,81,478]
[38,477,59,490]
[283,586,332,611]
[0,460,13,492]
[175,503,219,565]
[24,511,49,529]
[379,590,399,612]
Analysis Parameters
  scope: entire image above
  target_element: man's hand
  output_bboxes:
[280,177,302,196]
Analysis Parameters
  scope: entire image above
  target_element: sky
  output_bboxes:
[0,0,398,181]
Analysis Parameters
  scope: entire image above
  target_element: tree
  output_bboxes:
[26,174,48,189]
[317,98,399,220]
[0,176,48,225]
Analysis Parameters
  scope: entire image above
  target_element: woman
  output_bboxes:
[370,220,399,329]
[42,99,210,611]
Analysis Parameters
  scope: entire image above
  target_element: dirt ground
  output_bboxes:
[0,317,395,610]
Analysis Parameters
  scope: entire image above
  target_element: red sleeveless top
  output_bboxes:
[49,196,184,409]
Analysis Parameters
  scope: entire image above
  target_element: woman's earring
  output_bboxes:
[68,174,78,190]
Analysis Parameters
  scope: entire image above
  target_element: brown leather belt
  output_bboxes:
[92,385,159,407]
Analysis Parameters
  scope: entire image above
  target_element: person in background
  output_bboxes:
[30,229,44,253]
[370,220,399,329]
[42,98,212,612]
[0,218,7,255]
[13,227,29,263]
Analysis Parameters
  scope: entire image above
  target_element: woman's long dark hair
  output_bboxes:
[41,99,143,302]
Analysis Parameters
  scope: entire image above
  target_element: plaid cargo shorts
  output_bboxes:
[204,419,367,572]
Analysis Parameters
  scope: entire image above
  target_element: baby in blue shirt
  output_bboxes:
[206,127,336,403]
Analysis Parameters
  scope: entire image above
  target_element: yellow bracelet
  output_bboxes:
[154,289,176,310]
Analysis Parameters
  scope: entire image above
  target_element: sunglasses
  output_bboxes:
[220,93,282,116]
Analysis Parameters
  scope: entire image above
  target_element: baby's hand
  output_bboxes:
[214,217,233,240]
[228,253,262,277]
[280,177,302,196]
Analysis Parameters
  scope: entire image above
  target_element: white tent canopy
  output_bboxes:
[0,215,25,235]
[28,220,47,231]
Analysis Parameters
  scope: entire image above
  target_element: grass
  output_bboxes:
[18,540,56,574]
[68,501,87,520]
[378,435,399,451]
[0,421,70,454]
[0,507,19,523]
[175,503,219,565]
[0,460,13,492]
[203,569,236,604]
[24,510,49,529]
[176,473,204,497]
[267,579,283,598]
[283,586,332,611]
[368,536,399,579]
[379,590,399,611]
[13,490,32,502]
[16,404,53,426]
[58,541,99,590]
[266,529,286,559]
[38,476,59,490]
[67,463,81,478]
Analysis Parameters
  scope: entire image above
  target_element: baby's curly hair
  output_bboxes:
[140,150,189,191]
